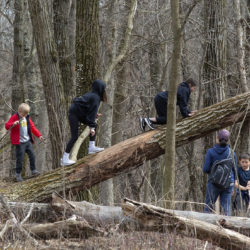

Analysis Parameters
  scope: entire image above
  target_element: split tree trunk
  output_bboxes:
[122,198,250,250]
[1,92,250,202]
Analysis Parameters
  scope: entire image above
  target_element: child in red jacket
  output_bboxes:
[5,103,44,182]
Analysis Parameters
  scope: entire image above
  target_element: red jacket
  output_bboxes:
[5,113,42,145]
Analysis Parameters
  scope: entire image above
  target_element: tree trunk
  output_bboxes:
[28,0,66,169]
[11,0,25,177]
[1,92,250,202]
[53,0,74,108]
[162,0,182,209]
[75,0,99,158]
[122,198,250,250]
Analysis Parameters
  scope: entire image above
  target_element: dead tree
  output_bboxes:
[122,198,250,250]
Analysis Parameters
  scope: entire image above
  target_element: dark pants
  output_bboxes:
[154,95,167,124]
[16,141,36,174]
[65,105,97,153]
[204,182,234,216]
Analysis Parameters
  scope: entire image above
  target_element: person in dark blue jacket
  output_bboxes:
[139,78,197,131]
[203,129,237,216]
[233,153,250,214]
[61,79,107,166]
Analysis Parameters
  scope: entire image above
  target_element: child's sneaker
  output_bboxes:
[61,152,76,166]
[144,118,154,130]
[31,169,40,176]
[139,118,146,132]
[16,173,24,182]
[88,146,104,154]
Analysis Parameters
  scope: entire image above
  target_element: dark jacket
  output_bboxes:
[156,82,191,117]
[5,113,42,145]
[237,167,250,187]
[72,79,106,127]
[203,144,237,183]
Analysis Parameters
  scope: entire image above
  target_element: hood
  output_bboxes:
[180,81,190,90]
[92,79,106,100]
[212,144,229,155]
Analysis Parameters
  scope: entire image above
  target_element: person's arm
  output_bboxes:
[5,114,18,130]
[202,149,212,173]
[29,118,42,138]
[178,87,191,118]
[235,180,249,190]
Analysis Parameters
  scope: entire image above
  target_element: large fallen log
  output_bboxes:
[1,92,250,202]
[51,192,129,226]
[122,198,250,250]
[3,194,250,234]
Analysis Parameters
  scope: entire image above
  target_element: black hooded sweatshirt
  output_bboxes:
[73,79,106,127]
[156,82,191,118]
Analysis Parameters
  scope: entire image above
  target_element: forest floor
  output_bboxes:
[4,232,220,250]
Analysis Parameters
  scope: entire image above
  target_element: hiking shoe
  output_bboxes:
[88,146,104,154]
[144,118,154,130]
[31,169,40,176]
[16,173,24,182]
[139,118,146,132]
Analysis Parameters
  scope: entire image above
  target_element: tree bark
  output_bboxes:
[28,0,66,168]
[1,92,250,202]
[122,198,250,250]
[53,0,74,108]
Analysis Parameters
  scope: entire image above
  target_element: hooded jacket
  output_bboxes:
[5,113,42,145]
[73,79,106,127]
[156,82,191,118]
[203,144,237,183]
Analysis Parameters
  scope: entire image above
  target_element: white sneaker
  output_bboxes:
[61,152,76,166]
[88,146,104,154]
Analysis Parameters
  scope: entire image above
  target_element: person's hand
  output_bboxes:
[90,128,95,136]
[96,113,102,118]
[39,136,45,142]
[13,121,19,126]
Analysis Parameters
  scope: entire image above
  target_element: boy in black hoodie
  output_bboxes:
[140,78,197,131]
[61,79,107,166]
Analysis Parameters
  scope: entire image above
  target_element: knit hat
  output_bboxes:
[218,129,230,141]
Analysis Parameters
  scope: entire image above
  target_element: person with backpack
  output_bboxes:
[202,129,237,215]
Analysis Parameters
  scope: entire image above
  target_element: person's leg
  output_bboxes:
[15,144,25,181]
[220,185,234,215]
[154,96,167,124]
[88,124,104,154]
[65,111,79,153]
[62,108,78,165]
[25,141,39,175]
[204,182,220,213]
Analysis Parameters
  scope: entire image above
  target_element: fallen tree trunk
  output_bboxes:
[51,192,130,226]
[1,92,250,202]
[3,194,250,234]
[0,216,104,240]
[122,198,250,250]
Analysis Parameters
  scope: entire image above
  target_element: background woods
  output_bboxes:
[0,0,249,225]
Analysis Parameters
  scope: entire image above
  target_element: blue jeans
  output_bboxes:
[204,182,234,216]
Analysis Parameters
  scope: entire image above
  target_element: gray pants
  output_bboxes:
[16,141,36,174]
